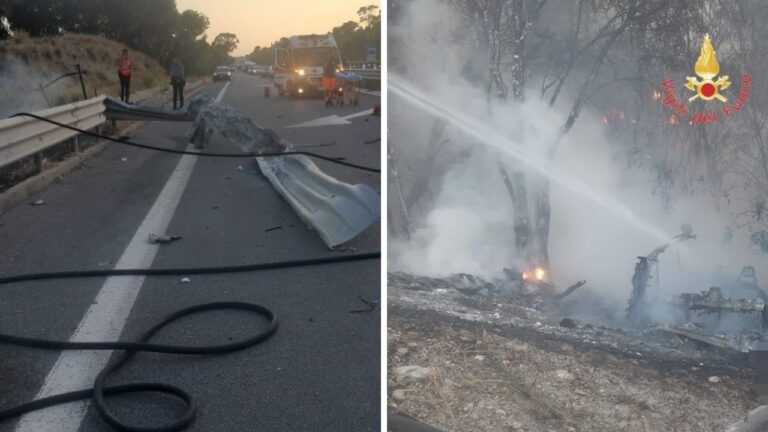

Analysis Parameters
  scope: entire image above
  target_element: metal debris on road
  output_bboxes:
[350,296,378,313]
[180,277,191,283]
[264,225,283,232]
[29,199,44,206]
[148,233,182,244]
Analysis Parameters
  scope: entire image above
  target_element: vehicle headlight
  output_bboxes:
[295,69,305,76]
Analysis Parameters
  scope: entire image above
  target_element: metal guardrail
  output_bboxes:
[0,96,106,169]
[345,62,381,81]
[345,69,381,81]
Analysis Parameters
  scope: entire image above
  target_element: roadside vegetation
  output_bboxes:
[0,0,236,75]
[0,32,166,110]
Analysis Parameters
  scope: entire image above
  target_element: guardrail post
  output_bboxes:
[75,64,88,100]
[39,83,52,108]
[33,152,43,173]
[70,135,79,153]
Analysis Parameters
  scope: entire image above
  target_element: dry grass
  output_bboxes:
[0,32,167,113]
[389,312,755,432]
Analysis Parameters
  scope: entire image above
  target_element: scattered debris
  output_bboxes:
[364,138,381,144]
[264,225,283,232]
[350,296,378,314]
[554,280,587,301]
[236,165,243,171]
[293,141,337,148]
[147,233,182,244]
[394,365,433,384]
[120,157,128,162]
[392,389,406,401]
[180,277,190,284]
[29,199,44,206]
[559,317,579,328]
[710,376,722,383]
[640,400,656,411]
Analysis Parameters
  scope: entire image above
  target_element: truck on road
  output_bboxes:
[274,34,343,97]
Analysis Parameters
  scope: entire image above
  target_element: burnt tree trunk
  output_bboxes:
[477,0,539,266]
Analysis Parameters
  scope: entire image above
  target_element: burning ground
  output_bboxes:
[387,272,760,432]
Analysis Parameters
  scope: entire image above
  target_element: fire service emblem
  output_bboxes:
[684,34,730,102]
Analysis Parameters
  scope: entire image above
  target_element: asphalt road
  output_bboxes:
[0,72,381,432]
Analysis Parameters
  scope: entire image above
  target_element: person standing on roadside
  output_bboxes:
[323,58,337,107]
[115,48,132,103]
[170,58,185,110]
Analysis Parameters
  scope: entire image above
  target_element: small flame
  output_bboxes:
[694,34,720,80]
[522,266,547,282]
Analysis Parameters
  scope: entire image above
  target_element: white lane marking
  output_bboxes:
[216,81,231,102]
[286,115,351,128]
[16,83,230,432]
[285,109,373,128]
[342,109,374,120]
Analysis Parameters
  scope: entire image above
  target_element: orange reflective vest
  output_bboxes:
[116,56,132,77]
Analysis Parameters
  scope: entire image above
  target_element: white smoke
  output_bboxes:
[389,0,767,307]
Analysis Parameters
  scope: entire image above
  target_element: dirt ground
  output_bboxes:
[388,273,760,432]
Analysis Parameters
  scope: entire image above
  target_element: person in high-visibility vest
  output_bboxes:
[115,48,132,103]
[323,59,337,107]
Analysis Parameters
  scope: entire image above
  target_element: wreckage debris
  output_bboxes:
[148,233,182,244]
[627,224,697,324]
[350,296,378,313]
[554,280,587,301]
[676,287,765,320]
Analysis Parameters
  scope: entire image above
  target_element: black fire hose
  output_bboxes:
[9,113,381,174]
[0,252,379,431]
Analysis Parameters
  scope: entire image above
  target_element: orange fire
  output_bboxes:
[522,266,547,282]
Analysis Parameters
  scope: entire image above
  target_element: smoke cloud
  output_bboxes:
[389,0,767,310]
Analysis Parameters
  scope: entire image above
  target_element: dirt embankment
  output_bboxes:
[0,32,168,113]
[388,273,759,432]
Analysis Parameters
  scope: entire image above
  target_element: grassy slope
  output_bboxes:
[0,32,167,112]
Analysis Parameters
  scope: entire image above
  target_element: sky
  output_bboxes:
[176,0,376,56]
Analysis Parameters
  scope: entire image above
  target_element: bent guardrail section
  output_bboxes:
[0,96,106,169]
[257,155,380,248]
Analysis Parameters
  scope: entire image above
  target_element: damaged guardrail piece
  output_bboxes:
[189,99,380,248]
[256,155,380,247]
[101,94,380,248]
[104,96,210,122]
[0,95,106,169]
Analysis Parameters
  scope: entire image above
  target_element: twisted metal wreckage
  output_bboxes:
[624,225,768,369]
[104,95,380,249]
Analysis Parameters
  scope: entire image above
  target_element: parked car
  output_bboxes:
[213,66,232,82]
